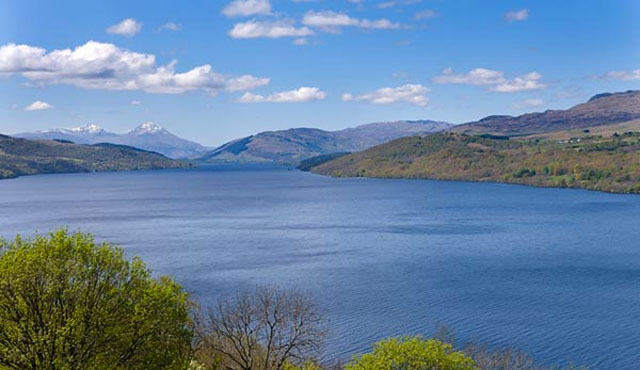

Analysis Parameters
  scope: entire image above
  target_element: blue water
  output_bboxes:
[1,165,639,368]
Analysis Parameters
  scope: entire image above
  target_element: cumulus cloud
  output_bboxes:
[0,41,269,94]
[222,0,271,17]
[433,67,545,92]
[604,69,640,81]
[505,9,528,22]
[24,100,53,111]
[106,18,142,37]
[302,10,401,32]
[342,84,429,106]
[130,100,142,105]
[237,87,327,103]
[159,22,181,31]
[229,20,314,38]
[293,38,309,45]
[513,98,544,109]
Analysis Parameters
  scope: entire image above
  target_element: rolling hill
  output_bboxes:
[0,135,189,179]
[197,120,453,164]
[15,122,210,159]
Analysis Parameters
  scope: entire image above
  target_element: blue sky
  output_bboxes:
[1,0,639,146]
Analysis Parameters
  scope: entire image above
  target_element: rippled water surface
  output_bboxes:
[1,165,639,368]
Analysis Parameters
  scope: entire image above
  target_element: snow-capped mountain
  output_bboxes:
[14,123,210,159]
[17,124,118,144]
[128,122,165,135]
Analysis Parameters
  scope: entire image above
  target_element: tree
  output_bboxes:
[194,287,326,370]
[0,229,193,370]
[345,336,477,370]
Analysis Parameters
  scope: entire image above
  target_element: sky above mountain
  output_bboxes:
[1,0,639,146]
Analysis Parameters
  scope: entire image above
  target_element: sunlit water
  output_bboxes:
[1,165,639,368]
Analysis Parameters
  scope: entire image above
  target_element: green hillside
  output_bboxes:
[311,131,640,194]
[0,135,190,179]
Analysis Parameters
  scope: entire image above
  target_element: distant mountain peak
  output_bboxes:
[130,122,165,135]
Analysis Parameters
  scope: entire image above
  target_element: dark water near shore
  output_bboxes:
[1,165,639,368]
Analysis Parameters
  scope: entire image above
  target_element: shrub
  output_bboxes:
[345,336,477,370]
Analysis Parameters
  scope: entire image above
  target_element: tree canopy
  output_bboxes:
[0,229,193,370]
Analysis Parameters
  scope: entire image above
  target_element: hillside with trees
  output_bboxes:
[0,135,189,179]
[310,131,640,194]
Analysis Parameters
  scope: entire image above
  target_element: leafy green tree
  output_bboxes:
[346,336,477,370]
[0,229,193,370]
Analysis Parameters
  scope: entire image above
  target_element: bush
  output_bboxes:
[345,336,477,370]
[0,229,193,370]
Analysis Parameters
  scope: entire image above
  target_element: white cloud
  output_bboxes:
[130,100,141,105]
[159,22,181,31]
[342,84,429,106]
[0,41,269,94]
[604,69,640,81]
[505,9,528,22]
[490,72,544,93]
[414,9,437,20]
[24,100,53,111]
[293,38,309,45]
[222,0,271,17]
[433,67,505,85]
[513,98,544,109]
[302,10,401,32]
[229,20,314,38]
[433,67,545,92]
[106,18,142,37]
[238,87,327,103]
[225,74,272,91]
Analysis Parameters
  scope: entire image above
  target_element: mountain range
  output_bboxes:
[15,123,210,159]
[197,120,453,164]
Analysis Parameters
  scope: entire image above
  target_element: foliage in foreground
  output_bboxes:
[0,229,587,370]
[0,229,193,370]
